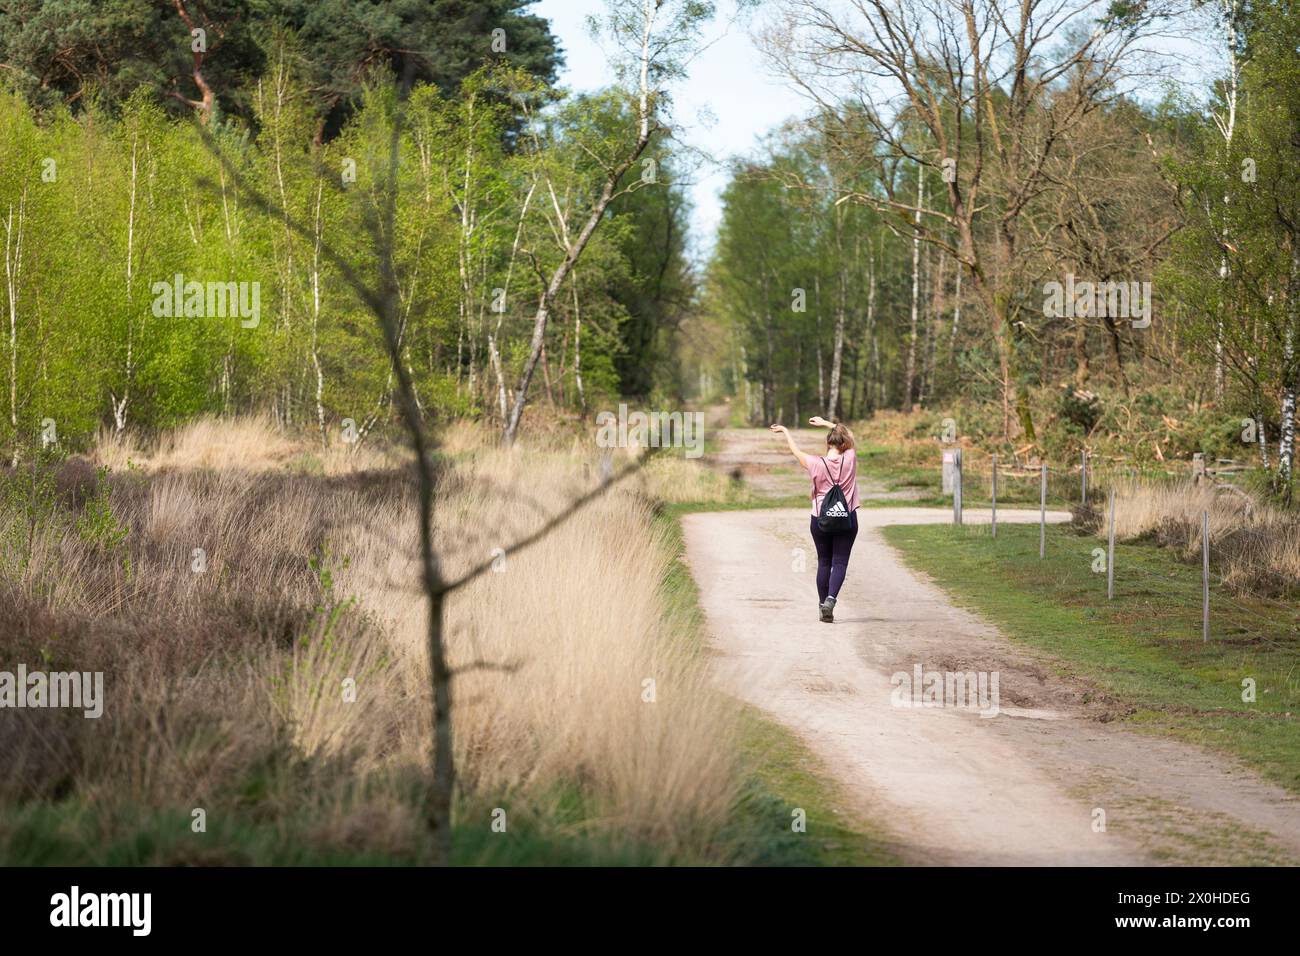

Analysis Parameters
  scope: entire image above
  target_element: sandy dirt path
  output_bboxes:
[683,430,1300,865]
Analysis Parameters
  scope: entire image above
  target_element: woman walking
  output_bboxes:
[769,416,860,622]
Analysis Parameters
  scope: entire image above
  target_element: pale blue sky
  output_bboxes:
[534,0,807,259]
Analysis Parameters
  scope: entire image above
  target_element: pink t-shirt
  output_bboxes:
[806,449,859,516]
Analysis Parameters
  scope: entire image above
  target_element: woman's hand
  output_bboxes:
[808,416,832,428]
[769,423,787,433]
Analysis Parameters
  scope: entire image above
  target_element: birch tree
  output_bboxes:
[503,0,715,444]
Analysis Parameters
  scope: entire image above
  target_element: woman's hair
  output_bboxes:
[826,422,855,451]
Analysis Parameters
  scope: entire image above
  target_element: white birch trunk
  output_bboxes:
[903,168,924,409]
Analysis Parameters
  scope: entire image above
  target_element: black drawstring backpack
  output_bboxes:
[816,456,852,532]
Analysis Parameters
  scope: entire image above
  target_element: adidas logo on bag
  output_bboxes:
[824,501,848,517]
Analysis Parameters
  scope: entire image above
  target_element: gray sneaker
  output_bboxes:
[819,595,836,623]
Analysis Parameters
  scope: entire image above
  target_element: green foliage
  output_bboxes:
[0,1,560,135]
[1059,385,1102,433]
[0,0,264,120]
[75,467,129,553]
[1161,0,1300,493]
[0,452,62,573]
[0,43,691,457]
[706,134,893,423]
[608,134,695,400]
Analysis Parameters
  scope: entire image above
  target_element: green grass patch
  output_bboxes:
[883,522,1300,793]
[727,706,900,865]
[0,797,694,866]
[856,440,1058,507]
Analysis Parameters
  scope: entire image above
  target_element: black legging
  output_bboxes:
[809,512,859,603]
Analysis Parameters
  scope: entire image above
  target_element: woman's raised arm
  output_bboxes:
[770,424,812,469]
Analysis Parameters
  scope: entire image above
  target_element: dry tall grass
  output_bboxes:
[0,416,740,863]
[1093,479,1300,595]
[93,415,401,474]
[638,452,750,506]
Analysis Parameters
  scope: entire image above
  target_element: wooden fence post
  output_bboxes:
[1039,464,1047,559]
[954,447,963,525]
[991,454,998,538]
[1107,488,1115,600]
[1202,510,1210,642]
[1081,450,1088,506]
